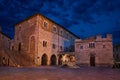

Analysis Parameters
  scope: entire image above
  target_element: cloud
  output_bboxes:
[0,0,120,44]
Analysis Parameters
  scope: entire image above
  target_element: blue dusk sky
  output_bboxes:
[0,0,120,45]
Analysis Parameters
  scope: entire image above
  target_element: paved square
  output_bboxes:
[0,66,120,80]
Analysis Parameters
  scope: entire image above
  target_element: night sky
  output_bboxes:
[0,0,120,45]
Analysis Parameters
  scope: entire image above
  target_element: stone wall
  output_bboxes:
[9,14,78,66]
[75,34,113,67]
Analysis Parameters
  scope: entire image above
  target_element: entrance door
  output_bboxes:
[90,55,95,66]
[58,55,62,65]
[41,54,48,65]
[50,55,56,65]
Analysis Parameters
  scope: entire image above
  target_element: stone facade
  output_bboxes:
[0,32,15,66]
[0,14,114,67]
[0,14,78,66]
[75,34,113,67]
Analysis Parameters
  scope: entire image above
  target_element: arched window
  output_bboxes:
[43,21,48,28]
[53,25,57,33]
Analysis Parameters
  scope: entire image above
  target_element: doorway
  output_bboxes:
[41,54,48,65]
[50,55,56,65]
[90,54,95,66]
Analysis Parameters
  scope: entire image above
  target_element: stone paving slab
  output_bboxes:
[0,66,120,80]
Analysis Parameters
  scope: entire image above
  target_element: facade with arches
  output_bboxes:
[75,34,114,67]
[0,14,114,67]
[0,13,79,66]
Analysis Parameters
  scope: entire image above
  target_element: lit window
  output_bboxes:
[43,22,47,27]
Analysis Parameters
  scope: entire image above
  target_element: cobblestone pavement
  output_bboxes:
[0,66,120,80]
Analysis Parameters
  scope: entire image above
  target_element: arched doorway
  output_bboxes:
[50,55,57,65]
[90,54,95,66]
[41,54,48,65]
[58,55,62,65]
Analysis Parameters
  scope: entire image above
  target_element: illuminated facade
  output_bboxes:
[0,14,78,66]
[75,34,113,67]
[0,14,114,67]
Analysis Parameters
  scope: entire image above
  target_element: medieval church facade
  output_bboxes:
[0,13,113,67]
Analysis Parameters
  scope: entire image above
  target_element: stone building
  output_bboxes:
[75,34,113,67]
[0,13,79,66]
[0,31,15,66]
[0,13,114,67]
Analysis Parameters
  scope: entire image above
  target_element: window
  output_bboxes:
[66,33,69,39]
[80,46,83,49]
[52,44,56,49]
[12,46,14,51]
[89,43,95,48]
[53,26,57,33]
[60,30,63,35]
[103,45,106,48]
[19,27,21,30]
[18,43,21,51]
[43,22,47,27]
[43,41,47,47]
[60,46,62,51]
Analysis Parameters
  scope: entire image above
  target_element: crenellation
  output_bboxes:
[75,34,113,67]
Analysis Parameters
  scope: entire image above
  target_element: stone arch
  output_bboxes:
[90,54,96,66]
[41,54,48,65]
[50,54,57,65]
[58,55,62,65]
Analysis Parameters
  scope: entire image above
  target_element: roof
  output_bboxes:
[0,31,11,39]
[15,13,80,39]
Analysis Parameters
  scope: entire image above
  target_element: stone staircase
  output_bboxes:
[4,49,35,67]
